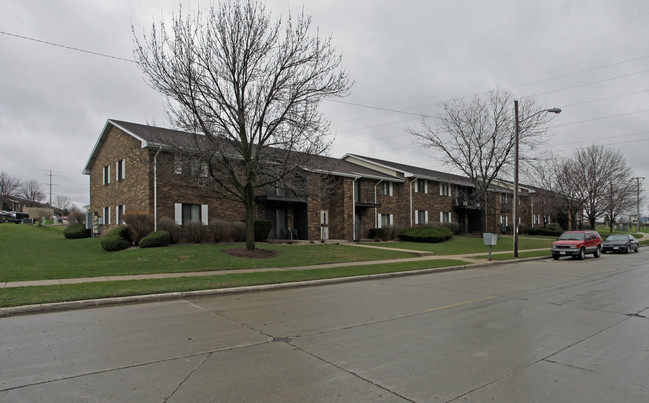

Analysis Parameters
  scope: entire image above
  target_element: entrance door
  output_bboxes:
[320,210,329,241]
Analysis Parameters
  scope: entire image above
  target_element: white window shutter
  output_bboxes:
[115,206,119,224]
[424,211,428,224]
[201,204,208,225]
[377,214,382,228]
[389,182,393,196]
[414,211,419,224]
[424,180,428,194]
[389,214,394,226]
[108,165,111,184]
[116,161,119,180]
[440,183,443,196]
[174,203,182,225]
[448,212,452,223]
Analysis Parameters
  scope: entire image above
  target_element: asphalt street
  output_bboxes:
[1,252,648,402]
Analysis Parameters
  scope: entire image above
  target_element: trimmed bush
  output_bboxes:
[100,234,130,251]
[101,225,131,252]
[209,219,231,242]
[139,231,171,248]
[158,218,181,244]
[124,214,154,245]
[440,221,461,235]
[254,219,273,242]
[232,222,246,242]
[368,228,387,241]
[528,227,563,237]
[398,225,453,243]
[63,223,90,239]
[184,221,209,243]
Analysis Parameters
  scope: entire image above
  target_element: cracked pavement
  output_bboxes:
[1,251,648,402]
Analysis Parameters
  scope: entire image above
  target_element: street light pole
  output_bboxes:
[513,102,561,258]
[632,176,645,232]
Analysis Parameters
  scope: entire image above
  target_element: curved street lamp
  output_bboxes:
[513,101,561,257]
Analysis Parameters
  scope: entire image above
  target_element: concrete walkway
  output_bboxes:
[0,243,549,289]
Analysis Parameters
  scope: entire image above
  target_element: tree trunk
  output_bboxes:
[244,183,256,251]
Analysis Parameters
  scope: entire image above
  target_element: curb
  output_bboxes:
[0,256,549,318]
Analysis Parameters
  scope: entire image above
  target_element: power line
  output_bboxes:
[0,30,136,63]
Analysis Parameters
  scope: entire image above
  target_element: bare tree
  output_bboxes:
[603,180,636,232]
[0,171,22,209]
[409,89,556,231]
[54,194,72,211]
[133,0,351,250]
[574,145,631,229]
[21,180,46,206]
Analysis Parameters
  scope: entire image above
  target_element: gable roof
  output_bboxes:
[83,120,403,182]
[343,154,516,194]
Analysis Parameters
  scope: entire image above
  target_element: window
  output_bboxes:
[175,156,204,177]
[415,179,427,193]
[500,216,508,226]
[116,159,125,181]
[378,213,393,228]
[500,193,508,204]
[379,182,393,196]
[440,212,451,223]
[174,154,183,175]
[103,206,111,225]
[116,205,125,224]
[415,210,428,225]
[440,183,450,196]
[103,165,110,185]
[174,203,208,225]
[533,214,540,225]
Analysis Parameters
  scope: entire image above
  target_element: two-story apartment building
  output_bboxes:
[84,119,559,241]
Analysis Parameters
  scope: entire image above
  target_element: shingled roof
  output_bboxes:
[83,120,403,182]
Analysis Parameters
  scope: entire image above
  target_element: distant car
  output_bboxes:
[7,211,29,224]
[0,210,12,223]
[602,234,639,254]
[551,230,603,260]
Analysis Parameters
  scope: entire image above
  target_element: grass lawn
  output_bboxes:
[0,225,418,282]
[0,258,466,308]
[365,234,555,254]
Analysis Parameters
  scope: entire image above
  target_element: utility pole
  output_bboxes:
[632,177,644,232]
[42,170,59,207]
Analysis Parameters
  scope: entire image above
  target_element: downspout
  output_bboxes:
[374,179,384,228]
[153,147,162,232]
[352,176,359,241]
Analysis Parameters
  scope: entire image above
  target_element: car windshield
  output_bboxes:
[606,235,627,241]
[559,232,584,241]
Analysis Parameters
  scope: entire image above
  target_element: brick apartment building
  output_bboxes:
[83,120,556,241]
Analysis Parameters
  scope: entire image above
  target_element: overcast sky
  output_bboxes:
[2,1,648,213]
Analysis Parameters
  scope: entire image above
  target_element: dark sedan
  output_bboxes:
[602,234,639,254]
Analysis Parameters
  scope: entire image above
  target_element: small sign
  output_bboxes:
[483,233,498,246]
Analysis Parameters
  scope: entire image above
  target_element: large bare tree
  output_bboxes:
[574,145,633,229]
[603,180,636,232]
[409,89,557,231]
[133,0,351,250]
[0,171,22,209]
[21,179,46,206]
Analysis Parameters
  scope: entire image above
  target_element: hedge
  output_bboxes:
[100,225,131,252]
[63,223,90,239]
[398,225,453,243]
[139,230,171,248]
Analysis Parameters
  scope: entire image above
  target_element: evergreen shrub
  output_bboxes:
[398,225,453,243]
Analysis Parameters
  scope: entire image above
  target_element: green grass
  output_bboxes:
[0,225,418,282]
[365,234,555,254]
[0,259,465,308]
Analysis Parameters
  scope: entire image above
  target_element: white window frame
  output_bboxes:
[103,165,110,185]
[378,213,394,228]
[174,203,208,225]
[116,205,126,225]
[380,182,393,196]
[440,183,450,196]
[116,159,125,181]
[415,210,428,225]
[415,179,428,194]
[103,206,111,225]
